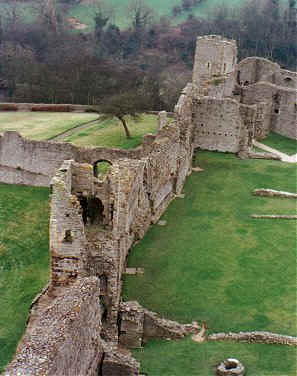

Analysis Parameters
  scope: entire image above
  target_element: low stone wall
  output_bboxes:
[208,331,297,346]
[253,189,297,198]
[0,103,89,112]
[119,302,199,348]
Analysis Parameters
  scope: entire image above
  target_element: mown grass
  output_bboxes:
[63,114,158,149]
[133,338,297,376]
[0,184,50,372]
[0,112,99,141]
[261,132,297,156]
[123,151,296,375]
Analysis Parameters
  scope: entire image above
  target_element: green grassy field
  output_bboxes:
[0,112,99,141]
[261,132,297,156]
[0,0,291,32]
[68,0,290,30]
[62,114,158,149]
[0,184,49,373]
[123,151,297,375]
[134,338,297,376]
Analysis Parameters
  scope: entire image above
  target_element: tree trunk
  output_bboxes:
[118,116,131,139]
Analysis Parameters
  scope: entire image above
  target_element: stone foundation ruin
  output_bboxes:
[2,35,297,375]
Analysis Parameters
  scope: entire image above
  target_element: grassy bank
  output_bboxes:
[0,184,50,372]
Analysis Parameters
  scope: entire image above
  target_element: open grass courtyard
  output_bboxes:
[0,112,158,149]
[0,112,99,141]
[123,151,297,375]
[61,114,158,149]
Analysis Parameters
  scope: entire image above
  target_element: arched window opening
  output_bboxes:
[93,160,112,180]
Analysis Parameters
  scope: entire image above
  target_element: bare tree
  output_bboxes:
[127,0,155,31]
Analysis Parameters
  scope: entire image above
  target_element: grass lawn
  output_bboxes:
[0,184,50,373]
[133,338,297,376]
[0,112,99,141]
[123,151,296,375]
[261,132,297,156]
[62,114,158,149]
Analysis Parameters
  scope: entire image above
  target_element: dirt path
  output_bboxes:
[48,116,101,141]
[253,140,297,163]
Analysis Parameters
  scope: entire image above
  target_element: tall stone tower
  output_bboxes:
[192,35,237,97]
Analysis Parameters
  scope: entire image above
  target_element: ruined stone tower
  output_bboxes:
[192,35,237,97]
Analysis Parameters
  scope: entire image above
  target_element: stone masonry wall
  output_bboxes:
[236,57,297,89]
[242,82,297,140]
[192,96,256,153]
[119,301,199,348]
[0,131,142,187]
[4,277,105,376]
[4,34,297,375]
[193,35,237,98]
[4,277,140,376]
[4,95,196,373]
[47,104,195,342]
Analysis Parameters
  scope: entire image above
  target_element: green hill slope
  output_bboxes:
[2,0,290,31]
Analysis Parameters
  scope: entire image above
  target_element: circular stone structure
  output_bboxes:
[216,358,245,376]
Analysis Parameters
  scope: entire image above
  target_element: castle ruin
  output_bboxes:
[2,35,297,375]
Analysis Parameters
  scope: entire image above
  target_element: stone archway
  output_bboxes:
[93,160,112,180]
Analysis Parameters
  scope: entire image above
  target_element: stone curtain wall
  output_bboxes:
[191,95,256,153]
[47,103,195,343]
[5,100,197,374]
[242,82,297,140]
[237,57,297,140]
[4,277,140,376]
[237,57,297,89]
[4,277,105,376]
[0,131,141,187]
